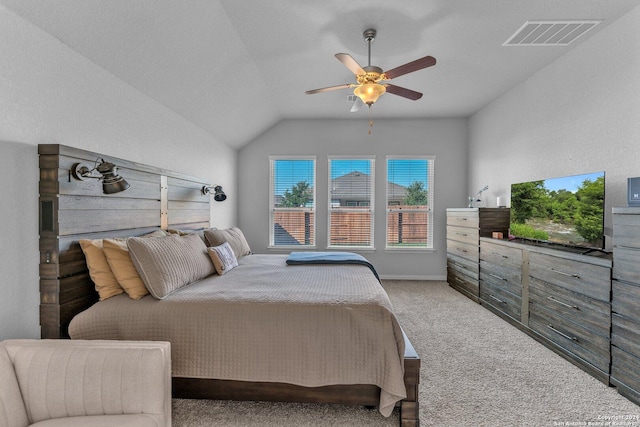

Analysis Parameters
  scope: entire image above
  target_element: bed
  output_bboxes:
[38,144,420,426]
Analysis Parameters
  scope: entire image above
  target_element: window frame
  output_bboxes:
[327,155,376,250]
[385,155,435,251]
[268,156,317,249]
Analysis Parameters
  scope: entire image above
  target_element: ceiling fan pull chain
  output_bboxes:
[368,106,374,135]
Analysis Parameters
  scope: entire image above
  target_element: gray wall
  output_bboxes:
[469,5,640,251]
[0,6,237,340]
[238,118,468,279]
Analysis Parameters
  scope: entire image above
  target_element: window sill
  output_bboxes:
[384,247,436,253]
[325,247,376,253]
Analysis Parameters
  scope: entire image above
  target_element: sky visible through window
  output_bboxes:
[273,159,429,196]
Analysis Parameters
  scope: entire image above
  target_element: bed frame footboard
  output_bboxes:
[173,331,421,427]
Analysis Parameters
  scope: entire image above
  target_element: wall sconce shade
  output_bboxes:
[71,159,130,194]
[202,185,227,202]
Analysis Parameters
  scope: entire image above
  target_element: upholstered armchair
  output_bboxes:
[0,339,171,427]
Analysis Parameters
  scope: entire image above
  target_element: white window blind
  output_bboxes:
[269,157,316,247]
[386,156,434,249]
[328,157,375,248]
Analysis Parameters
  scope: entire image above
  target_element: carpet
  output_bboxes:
[172,280,640,426]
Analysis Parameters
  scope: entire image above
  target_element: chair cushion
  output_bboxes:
[5,340,170,425]
[0,343,29,427]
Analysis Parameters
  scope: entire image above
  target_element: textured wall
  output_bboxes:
[0,6,237,339]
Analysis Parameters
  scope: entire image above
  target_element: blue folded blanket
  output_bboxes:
[286,251,380,282]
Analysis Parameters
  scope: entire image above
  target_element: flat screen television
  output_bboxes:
[509,171,605,252]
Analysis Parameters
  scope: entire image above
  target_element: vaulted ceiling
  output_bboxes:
[2,0,639,148]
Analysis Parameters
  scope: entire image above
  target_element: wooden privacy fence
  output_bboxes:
[274,207,428,246]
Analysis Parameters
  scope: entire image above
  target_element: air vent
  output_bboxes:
[504,20,601,46]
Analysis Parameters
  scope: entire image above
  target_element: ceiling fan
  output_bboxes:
[306,28,436,109]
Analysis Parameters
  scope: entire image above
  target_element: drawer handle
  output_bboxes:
[455,277,465,284]
[489,273,507,281]
[452,262,467,270]
[489,294,506,304]
[457,233,468,237]
[549,268,580,279]
[547,295,580,311]
[491,251,508,258]
[547,324,579,342]
[458,248,468,253]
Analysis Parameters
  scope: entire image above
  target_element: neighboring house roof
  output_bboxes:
[330,171,406,202]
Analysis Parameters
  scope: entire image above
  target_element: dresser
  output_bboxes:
[479,239,528,324]
[611,207,640,405]
[446,208,510,303]
[527,246,612,384]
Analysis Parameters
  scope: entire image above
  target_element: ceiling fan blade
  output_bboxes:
[335,53,365,75]
[385,84,423,100]
[305,84,353,95]
[350,97,363,112]
[384,55,436,80]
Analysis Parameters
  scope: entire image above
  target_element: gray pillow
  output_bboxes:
[127,233,215,299]
[203,227,252,259]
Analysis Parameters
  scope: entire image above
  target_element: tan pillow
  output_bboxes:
[207,242,238,275]
[103,239,149,300]
[203,227,251,259]
[127,233,215,299]
[78,239,124,300]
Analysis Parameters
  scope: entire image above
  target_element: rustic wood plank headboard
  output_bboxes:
[38,144,212,338]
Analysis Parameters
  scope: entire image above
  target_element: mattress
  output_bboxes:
[69,254,406,416]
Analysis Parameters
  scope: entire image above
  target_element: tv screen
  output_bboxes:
[510,171,605,251]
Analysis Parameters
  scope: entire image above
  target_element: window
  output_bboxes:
[386,156,434,249]
[328,157,375,248]
[269,157,316,248]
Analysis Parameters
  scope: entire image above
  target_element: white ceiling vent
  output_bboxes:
[504,20,601,46]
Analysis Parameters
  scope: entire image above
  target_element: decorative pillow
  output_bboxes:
[207,242,239,275]
[167,228,212,245]
[78,239,124,300]
[127,233,215,299]
[103,239,149,300]
[203,227,251,259]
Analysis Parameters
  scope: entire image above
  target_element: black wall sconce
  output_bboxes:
[202,185,227,202]
[70,158,130,194]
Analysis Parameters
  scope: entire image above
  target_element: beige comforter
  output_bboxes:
[69,254,406,416]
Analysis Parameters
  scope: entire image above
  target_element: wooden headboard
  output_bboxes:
[38,144,212,338]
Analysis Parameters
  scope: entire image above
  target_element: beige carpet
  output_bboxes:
[172,280,640,426]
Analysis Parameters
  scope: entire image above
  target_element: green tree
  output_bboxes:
[280,181,313,208]
[574,176,605,243]
[404,181,428,206]
[510,180,546,224]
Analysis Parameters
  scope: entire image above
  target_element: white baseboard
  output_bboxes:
[379,274,447,281]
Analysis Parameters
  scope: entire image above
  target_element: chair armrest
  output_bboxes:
[4,339,171,427]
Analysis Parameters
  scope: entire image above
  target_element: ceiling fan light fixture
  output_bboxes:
[354,83,386,106]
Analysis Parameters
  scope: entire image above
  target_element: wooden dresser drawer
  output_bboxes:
[529,252,610,302]
[529,304,610,372]
[612,280,640,320]
[611,346,640,394]
[613,245,640,284]
[446,225,479,246]
[447,253,479,280]
[446,210,479,228]
[480,240,523,269]
[448,269,479,300]
[612,313,640,359]
[480,278,521,321]
[480,260,521,297]
[447,239,479,263]
[613,211,640,248]
[529,277,610,338]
